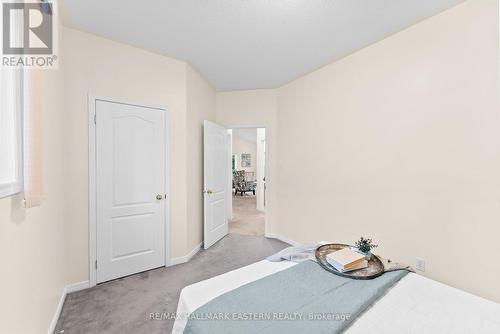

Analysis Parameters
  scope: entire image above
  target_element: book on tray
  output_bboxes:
[326,248,368,273]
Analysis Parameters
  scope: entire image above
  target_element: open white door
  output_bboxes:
[204,120,229,249]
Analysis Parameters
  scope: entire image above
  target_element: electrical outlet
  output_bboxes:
[416,257,426,272]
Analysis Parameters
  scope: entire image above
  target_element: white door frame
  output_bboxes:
[227,130,233,220]
[88,95,171,287]
[228,125,269,234]
[255,128,266,212]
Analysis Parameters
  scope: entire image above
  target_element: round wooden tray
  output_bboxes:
[315,243,385,280]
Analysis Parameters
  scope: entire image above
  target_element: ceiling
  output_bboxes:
[60,0,463,91]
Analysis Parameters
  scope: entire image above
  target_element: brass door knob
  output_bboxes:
[156,194,163,200]
[205,189,213,194]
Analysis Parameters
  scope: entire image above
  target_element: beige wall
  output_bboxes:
[2,1,499,332]
[62,27,217,277]
[232,133,257,173]
[62,27,192,286]
[275,0,500,302]
[0,44,68,332]
[216,90,278,233]
[186,65,216,251]
[1,26,216,332]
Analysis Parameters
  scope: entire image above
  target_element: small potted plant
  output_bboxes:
[355,237,378,260]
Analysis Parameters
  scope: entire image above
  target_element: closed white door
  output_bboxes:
[204,120,229,249]
[96,100,166,283]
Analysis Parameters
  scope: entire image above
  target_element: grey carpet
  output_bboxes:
[54,234,289,334]
[229,194,265,236]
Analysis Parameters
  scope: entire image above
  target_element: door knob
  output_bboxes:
[156,194,163,200]
[205,189,213,195]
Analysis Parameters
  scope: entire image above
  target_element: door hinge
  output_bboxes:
[95,260,98,270]
[93,113,96,124]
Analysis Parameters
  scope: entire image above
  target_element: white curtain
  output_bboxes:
[23,70,43,208]
[0,69,18,186]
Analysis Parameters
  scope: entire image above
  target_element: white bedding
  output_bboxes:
[173,260,500,334]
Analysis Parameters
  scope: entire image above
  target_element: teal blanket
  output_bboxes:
[184,260,408,334]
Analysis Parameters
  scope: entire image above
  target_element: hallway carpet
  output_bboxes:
[54,234,288,334]
[229,194,265,236]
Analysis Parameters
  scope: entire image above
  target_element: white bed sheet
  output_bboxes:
[172,260,500,334]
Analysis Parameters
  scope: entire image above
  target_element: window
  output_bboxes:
[1,5,24,199]
[232,154,238,170]
[0,68,23,198]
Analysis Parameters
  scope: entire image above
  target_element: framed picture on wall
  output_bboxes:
[241,153,251,167]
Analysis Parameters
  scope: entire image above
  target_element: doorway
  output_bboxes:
[89,97,170,285]
[229,127,266,236]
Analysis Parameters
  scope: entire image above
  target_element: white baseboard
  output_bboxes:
[265,233,301,246]
[168,241,203,266]
[65,280,91,294]
[48,235,293,333]
[48,281,90,334]
[49,240,207,334]
[48,288,66,334]
[49,241,205,334]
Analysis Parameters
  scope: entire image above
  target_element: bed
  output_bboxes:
[173,259,500,333]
